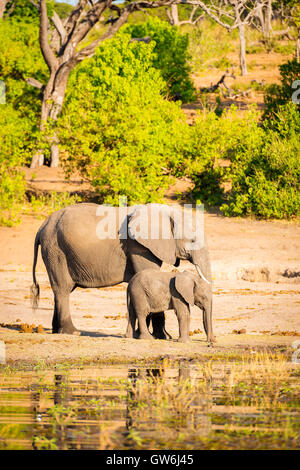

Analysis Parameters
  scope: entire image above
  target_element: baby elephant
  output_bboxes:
[125,269,215,344]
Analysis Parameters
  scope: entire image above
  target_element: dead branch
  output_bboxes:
[199,70,236,93]
[26,77,45,90]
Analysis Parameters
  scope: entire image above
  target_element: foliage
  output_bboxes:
[221,103,300,219]
[5,0,39,23]
[123,17,196,102]
[0,104,34,226]
[25,191,82,219]
[263,59,300,123]
[182,107,262,206]
[58,34,190,205]
[187,105,300,219]
[54,2,73,19]
[0,16,47,123]
[186,20,234,72]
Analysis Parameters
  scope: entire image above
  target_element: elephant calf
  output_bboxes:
[125,269,215,344]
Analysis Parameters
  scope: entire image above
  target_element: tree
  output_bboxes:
[254,0,273,39]
[171,0,271,76]
[278,0,300,61]
[0,0,11,18]
[58,33,190,204]
[166,4,204,25]
[27,0,176,168]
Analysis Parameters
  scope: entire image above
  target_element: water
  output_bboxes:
[0,358,299,450]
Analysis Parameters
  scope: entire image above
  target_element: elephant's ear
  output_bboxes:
[128,204,176,266]
[175,272,195,306]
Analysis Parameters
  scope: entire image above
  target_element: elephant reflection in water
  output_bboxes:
[31,373,74,450]
[125,363,212,439]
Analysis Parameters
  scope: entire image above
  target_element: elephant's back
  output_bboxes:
[38,203,129,287]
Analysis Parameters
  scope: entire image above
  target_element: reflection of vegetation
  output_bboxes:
[0,352,299,450]
[33,436,58,450]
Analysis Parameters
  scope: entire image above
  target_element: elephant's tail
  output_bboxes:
[30,232,40,311]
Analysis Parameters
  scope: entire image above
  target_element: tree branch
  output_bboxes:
[51,11,67,45]
[175,0,233,29]
[28,0,39,10]
[26,77,45,89]
[39,0,58,72]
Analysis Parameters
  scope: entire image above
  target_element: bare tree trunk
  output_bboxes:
[166,4,180,25]
[50,139,60,168]
[0,0,9,18]
[296,32,300,63]
[255,1,265,32]
[238,24,247,76]
[31,70,69,168]
[264,0,272,39]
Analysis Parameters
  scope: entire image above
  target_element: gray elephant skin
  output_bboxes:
[31,203,213,339]
[126,269,215,344]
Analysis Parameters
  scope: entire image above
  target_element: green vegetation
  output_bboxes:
[264,59,300,122]
[187,104,300,219]
[124,17,196,102]
[0,104,33,225]
[222,103,300,219]
[187,20,234,71]
[58,34,189,205]
[0,6,299,224]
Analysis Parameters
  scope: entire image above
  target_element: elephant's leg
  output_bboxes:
[53,291,79,335]
[176,306,190,343]
[52,300,59,333]
[151,313,172,340]
[137,310,153,340]
[43,245,79,335]
[125,300,137,338]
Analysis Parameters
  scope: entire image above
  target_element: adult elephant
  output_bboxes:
[31,203,212,339]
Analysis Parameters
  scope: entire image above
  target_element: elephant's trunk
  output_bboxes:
[202,299,215,345]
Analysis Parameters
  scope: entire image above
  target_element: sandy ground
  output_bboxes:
[0,203,299,364]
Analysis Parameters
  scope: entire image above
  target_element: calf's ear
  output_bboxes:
[175,273,195,306]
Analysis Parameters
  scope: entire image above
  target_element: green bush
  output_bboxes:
[0,17,47,124]
[123,17,196,102]
[58,34,190,205]
[221,103,300,219]
[0,104,34,226]
[183,107,263,206]
[186,104,300,219]
[263,59,300,124]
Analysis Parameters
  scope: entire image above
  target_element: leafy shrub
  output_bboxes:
[123,17,196,102]
[221,103,300,219]
[183,107,263,206]
[58,34,190,205]
[0,104,34,225]
[186,104,300,219]
[25,192,82,219]
[0,17,47,124]
[263,59,300,123]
